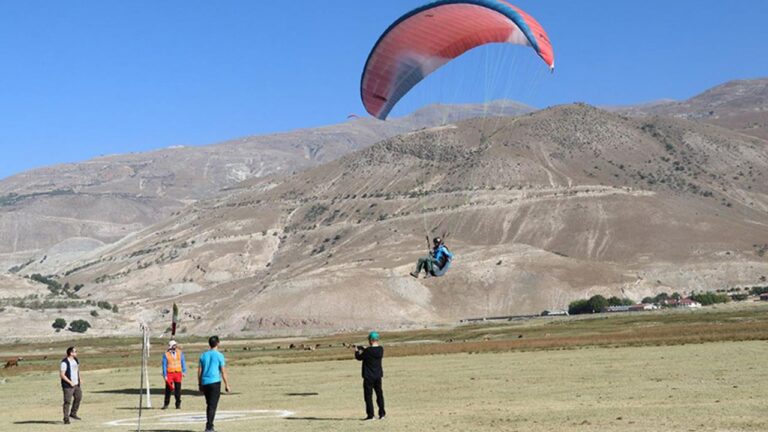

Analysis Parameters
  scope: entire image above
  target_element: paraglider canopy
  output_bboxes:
[361,0,554,120]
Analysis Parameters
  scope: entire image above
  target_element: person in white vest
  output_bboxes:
[59,346,82,424]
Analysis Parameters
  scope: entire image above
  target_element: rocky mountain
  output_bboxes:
[0,101,533,272]
[616,78,768,140]
[32,104,768,338]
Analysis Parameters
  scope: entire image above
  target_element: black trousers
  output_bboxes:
[201,382,221,430]
[363,378,385,419]
[164,381,182,407]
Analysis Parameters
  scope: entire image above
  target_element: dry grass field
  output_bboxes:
[2,303,768,432]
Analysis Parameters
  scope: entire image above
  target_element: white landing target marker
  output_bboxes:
[105,409,295,426]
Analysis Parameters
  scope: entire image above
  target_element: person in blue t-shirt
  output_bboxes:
[198,336,230,432]
[410,237,454,278]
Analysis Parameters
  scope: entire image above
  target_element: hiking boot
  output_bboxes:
[70,414,82,420]
[63,418,70,425]
[175,402,181,409]
[362,417,375,421]
[379,415,386,420]
[161,404,169,410]
[409,272,419,278]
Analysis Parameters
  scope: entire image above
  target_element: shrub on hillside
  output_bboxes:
[52,318,67,330]
[30,273,62,295]
[69,320,91,333]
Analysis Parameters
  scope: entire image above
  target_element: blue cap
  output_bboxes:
[368,331,380,341]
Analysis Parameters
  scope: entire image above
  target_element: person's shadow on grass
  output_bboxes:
[13,420,61,425]
[285,417,360,421]
[92,388,200,396]
[134,430,196,432]
[93,388,242,396]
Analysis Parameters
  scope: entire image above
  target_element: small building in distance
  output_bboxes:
[604,304,658,313]
[629,303,659,312]
[541,309,569,316]
[665,298,702,308]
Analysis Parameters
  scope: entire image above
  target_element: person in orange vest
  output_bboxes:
[161,340,187,409]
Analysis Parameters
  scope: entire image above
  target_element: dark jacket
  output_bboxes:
[60,357,80,388]
[355,345,384,380]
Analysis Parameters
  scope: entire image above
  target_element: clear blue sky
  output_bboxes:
[1,0,766,180]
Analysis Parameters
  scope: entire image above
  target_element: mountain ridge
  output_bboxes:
[0,102,534,270]
[14,103,765,338]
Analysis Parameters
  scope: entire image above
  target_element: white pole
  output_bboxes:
[137,324,146,432]
[144,327,152,408]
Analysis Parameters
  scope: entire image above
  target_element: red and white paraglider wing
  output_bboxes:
[361,0,555,120]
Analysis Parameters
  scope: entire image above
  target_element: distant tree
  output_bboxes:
[90,310,99,317]
[608,296,634,306]
[690,292,730,306]
[69,320,91,333]
[671,292,682,300]
[569,295,619,314]
[52,318,67,330]
[568,299,591,315]
[587,295,609,313]
[655,292,670,302]
[642,297,655,304]
[112,304,119,313]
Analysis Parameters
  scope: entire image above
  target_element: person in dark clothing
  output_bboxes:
[354,331,386,420]
[59,346,82,424]
[411,237,454,278]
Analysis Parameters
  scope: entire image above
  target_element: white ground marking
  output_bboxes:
[104,409,295,426]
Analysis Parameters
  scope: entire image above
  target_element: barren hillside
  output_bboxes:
[0,102,533,271]
[33,104,768,338]
[617,78,768,140]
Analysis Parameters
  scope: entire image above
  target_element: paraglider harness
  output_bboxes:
[426,235,453,277]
